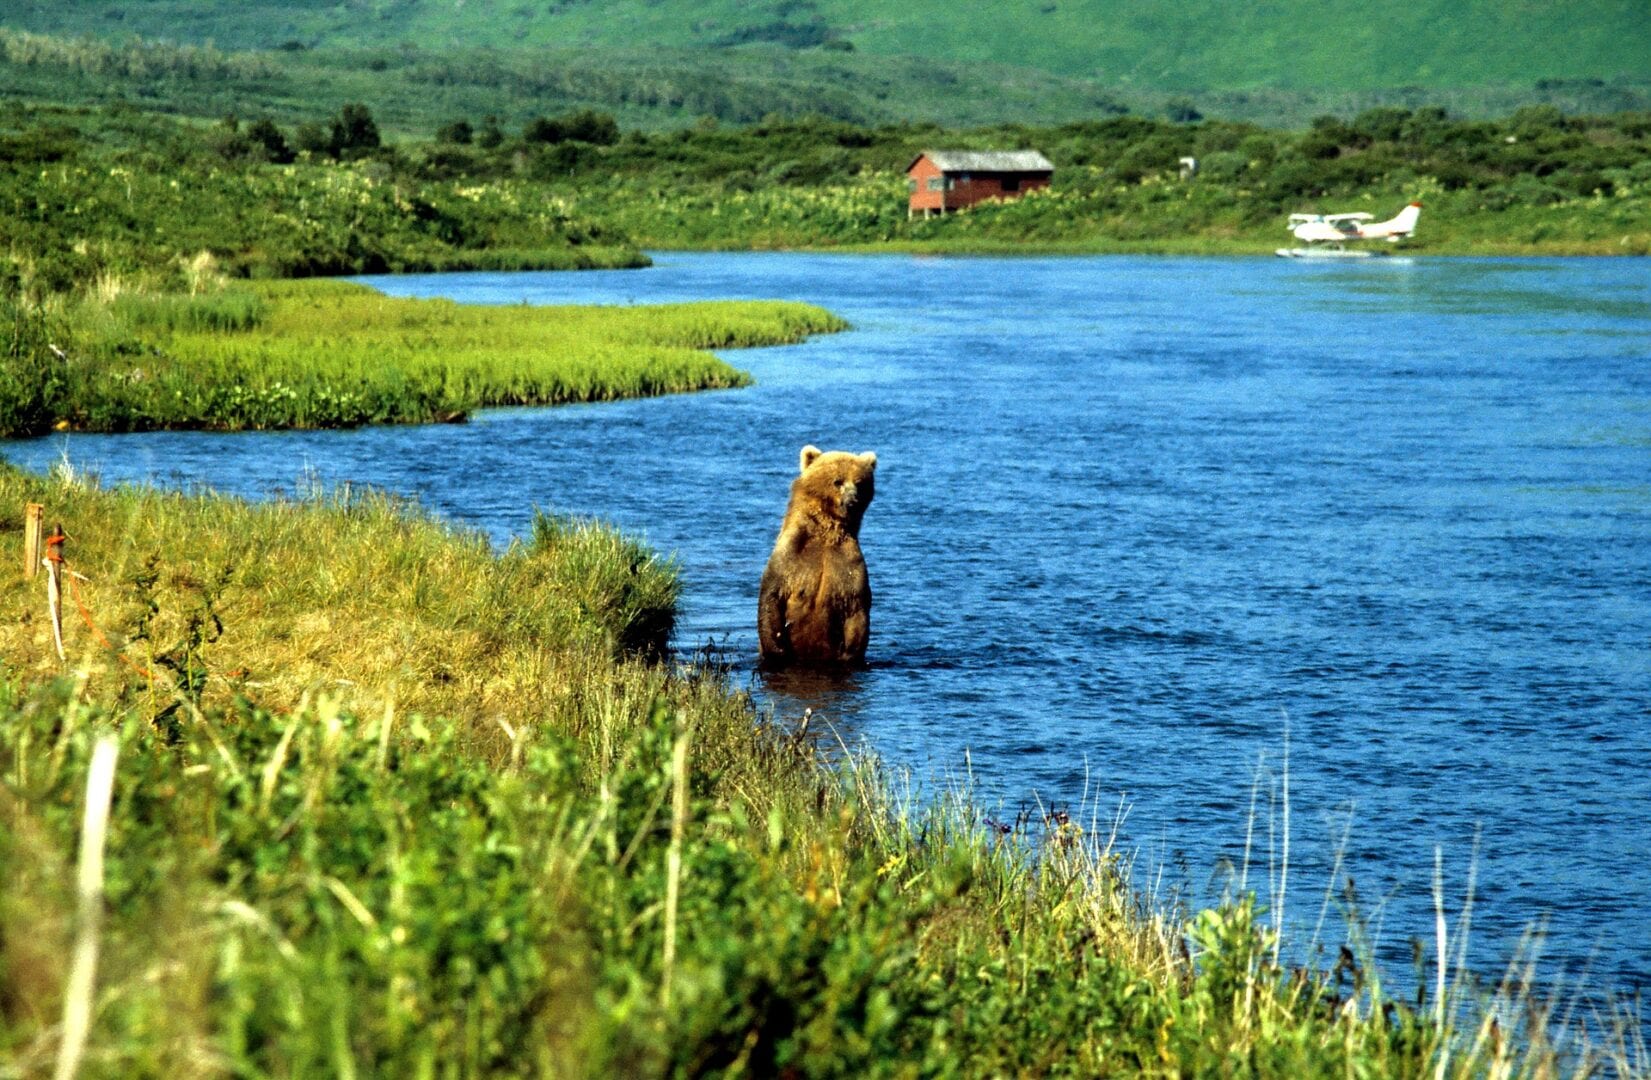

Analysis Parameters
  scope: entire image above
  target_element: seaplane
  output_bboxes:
[1276,201,1422,258]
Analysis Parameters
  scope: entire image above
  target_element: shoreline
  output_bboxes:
[0,454,1639,1073]
[632,237,1650,258]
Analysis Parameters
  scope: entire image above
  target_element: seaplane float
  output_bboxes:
[1276,201,1421,258]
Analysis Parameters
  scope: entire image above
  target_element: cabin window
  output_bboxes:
[907,178,917,193]
[1002,176,1020,192]
[926,177,944,192]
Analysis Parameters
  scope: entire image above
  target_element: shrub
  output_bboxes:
[328,102,381,158]
[436,118,473,145]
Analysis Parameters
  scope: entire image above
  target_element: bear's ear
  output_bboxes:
[799,445,823,473]
[858,452,877,469]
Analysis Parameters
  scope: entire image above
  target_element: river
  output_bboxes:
[6,252,1648,1013]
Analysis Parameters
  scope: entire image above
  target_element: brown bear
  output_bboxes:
[758,445,877,667]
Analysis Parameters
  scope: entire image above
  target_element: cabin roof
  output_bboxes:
[909,149,1054,174]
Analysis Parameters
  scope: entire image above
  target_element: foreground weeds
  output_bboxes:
[0,467,1641,1076]
[0,279,846,435]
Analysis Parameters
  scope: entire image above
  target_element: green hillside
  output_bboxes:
[3,0,1647,92]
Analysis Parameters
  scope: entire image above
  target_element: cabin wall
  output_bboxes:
[906,156,1053,217]
[908,156,947,214]
[945,173,1051,210]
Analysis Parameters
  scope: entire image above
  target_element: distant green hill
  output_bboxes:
[3,2,1648,132]
[4,0,1647,92]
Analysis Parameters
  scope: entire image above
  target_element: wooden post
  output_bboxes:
[23,503,44,579]
[45,523,66,661]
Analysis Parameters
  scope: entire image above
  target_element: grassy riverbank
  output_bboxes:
[563,162,1651,258]
[0,278,845,436]
[4,463,1637,1076]
[5,103,1650,299]
[442,109,1651,257]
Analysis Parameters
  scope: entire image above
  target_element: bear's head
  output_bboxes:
[792,444,876,535]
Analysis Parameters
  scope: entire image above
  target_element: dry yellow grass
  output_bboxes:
[0,465,675,739]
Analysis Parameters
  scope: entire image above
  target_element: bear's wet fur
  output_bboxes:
[758,445,877,667]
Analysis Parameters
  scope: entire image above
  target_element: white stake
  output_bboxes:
[55,736,119,1080]
[660,724,690,1009]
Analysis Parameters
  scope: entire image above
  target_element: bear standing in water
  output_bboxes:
[758,445,877,667]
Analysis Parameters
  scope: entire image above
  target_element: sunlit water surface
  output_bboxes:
[8,253,1649,1012]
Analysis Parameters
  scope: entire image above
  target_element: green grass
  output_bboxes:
[0,465,685,724]
[1,278,846,435]
[2,462,1640,1076]
[6,0,1649,94]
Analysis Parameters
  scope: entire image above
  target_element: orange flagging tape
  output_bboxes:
[62,558,160,684]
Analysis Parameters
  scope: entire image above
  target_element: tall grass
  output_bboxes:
[108,289,268,334]
[0,280,847,435]
[0,466,683,727]
[1,463,1640,1075]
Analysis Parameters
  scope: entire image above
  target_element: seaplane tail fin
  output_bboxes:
[1377,201,1422,238]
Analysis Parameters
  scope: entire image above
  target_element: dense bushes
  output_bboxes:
[368,106,1651,248]
[544,109,1650,251]
[6,99,1649,293]
[522,108,620,146]
[0,104,646,294]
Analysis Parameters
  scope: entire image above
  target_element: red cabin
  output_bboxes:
[907,150,1054,218]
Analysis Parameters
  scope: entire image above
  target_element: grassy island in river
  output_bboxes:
[0,278,846,436]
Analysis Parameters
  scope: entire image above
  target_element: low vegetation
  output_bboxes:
[0,102,645,292]
[3,464,1641,1076]
[541,110,1651,255]
[5,103,1649,304]
[0,277,845,436]
[14,0,1650,90]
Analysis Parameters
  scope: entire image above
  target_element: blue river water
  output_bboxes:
[5,252,1648,1015]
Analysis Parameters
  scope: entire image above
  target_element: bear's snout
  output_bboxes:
[839,479,874,516]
